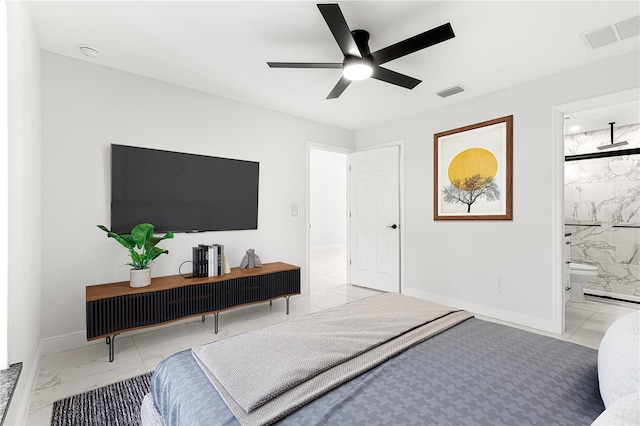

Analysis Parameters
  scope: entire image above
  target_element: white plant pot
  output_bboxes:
[130,268,151,288]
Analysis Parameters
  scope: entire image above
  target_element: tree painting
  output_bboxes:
[442,148,500,213]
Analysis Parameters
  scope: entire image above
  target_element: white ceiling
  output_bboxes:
[28,1,640,131]
[565,101,640,135]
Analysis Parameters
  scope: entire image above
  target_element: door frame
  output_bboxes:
[306,140,405,294]
[550,88,639,334]
[306,142,354,293]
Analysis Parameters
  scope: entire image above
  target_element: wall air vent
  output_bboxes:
[435,85,465,98]
[579,15,640,50]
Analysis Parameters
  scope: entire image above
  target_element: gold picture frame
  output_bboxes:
[434,115,513,220]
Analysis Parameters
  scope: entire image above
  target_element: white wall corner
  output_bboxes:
[0,0,10,371]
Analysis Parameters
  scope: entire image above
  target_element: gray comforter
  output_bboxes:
[149,317,604,425]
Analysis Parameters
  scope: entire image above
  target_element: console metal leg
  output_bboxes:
[286,296,290,315]
[108,335,116,362]
[202,315,205,322]
[214,313,219,334]
[270,300,272,306]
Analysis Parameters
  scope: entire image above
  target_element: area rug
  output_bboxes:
[51,372,152,426]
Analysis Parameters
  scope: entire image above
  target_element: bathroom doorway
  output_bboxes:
[551,89,640,334]
[551,89,640,333]
[563,102,640,303]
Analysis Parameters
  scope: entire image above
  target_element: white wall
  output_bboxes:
[6,2,43,424]
[310,148,347,248]
[1,0,8,372]
[40,52,354,341]
[355,51,640,333]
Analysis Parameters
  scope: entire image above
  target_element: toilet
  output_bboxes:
[569,262,598,302]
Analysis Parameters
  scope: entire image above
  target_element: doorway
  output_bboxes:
[309,146,349,290]
[552,88,639,333]
[563,101,640,303]
[307,142,403,296]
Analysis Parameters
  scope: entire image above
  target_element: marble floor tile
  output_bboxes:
[132,321,216,362]
[569,297,639,316]
[36,336,141,391]
[563,305,592,337]
[568,327,607,349]
[30,361,147,412]
[39,336,137,372]
[25,403,52,426]
[251,295,318,319]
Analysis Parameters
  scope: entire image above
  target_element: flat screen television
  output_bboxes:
[111,144,259,234]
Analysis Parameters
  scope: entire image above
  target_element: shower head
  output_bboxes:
[597,141,629,150]
[597,122,628,150]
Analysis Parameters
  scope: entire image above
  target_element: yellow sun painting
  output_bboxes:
[447,148,498,190]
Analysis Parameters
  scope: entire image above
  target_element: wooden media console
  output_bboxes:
[86,262,300,361]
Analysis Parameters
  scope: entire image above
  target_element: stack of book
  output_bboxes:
[192,244,225,278]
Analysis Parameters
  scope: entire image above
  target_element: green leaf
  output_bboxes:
[131,223,154,249]
[97,225,134,250]
[144,232,174,252]
[147,247,169,262]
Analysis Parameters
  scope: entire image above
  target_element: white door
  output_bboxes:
[349,146,400,292]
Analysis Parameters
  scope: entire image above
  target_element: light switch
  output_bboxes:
[291,203,298,216]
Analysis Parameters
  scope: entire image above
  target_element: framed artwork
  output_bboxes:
[434,115,513,220]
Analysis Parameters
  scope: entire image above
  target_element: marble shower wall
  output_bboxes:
[564,123,640,302]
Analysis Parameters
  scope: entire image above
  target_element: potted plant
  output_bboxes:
[97,223,174,288]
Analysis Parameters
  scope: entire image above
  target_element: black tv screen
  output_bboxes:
[111,144,259,234]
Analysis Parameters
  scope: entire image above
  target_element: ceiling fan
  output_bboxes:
[267,3,455,99]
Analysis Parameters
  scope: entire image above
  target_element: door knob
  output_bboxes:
[386,224,398,229]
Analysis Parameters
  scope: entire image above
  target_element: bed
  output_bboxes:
[141,293,608,426]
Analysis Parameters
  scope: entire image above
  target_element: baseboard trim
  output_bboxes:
[403,287,561,335]
[41,330,96,356]
[12,340,42,425]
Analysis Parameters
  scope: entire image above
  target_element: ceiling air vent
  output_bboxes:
[436,85,465,98]
[579,15,640,50]
[615,15,640,40]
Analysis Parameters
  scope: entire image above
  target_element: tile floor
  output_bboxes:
[26,247,639,425]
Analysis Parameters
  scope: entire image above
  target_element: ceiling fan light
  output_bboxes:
[343,62,373,81]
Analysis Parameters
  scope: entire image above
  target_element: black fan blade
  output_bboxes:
[371,23,455,65]
[318,4,362,58]
[371,66,421,89]
[267,62,343,69]
[327,76,351,99]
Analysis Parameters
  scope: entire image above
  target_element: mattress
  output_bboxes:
[145,317,604,425]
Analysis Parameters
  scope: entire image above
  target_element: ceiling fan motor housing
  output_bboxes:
[351,29,372,56]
